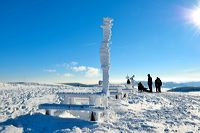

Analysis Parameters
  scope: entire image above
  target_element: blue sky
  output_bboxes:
[0,0,200,83]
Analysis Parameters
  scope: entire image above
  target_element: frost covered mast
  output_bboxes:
[100,17,113,97]
[39,18,114,121]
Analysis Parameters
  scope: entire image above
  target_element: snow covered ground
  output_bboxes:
[0,83,200,133]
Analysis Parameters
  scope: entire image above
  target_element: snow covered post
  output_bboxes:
[100,17,113,96]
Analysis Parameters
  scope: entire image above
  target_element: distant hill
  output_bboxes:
[61,83,125,88]
[7,82,41,86]
[168,87,200,92]
[162,81,200,88]
[136,81,200,89]
[4,81,200,91]
[61,83,98,87]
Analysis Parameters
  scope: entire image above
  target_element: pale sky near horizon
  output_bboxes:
[0,0,200,84]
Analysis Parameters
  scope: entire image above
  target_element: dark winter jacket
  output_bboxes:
[155,78,162,87]
[138,82,145,91]
[148,76,152,85]
[138,82,150,92]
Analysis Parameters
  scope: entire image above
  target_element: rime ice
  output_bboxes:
[100,17,113,96]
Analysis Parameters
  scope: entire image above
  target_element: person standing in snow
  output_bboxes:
[147,74,153,92]
[130,75,135,88]
[126,75,132,89]
[126,75,131,84]
[127,78,131,84]
[155,77,162,92]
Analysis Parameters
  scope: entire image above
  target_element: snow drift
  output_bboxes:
[0,82,200,133]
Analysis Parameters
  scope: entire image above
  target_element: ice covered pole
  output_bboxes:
[100,17,113,96]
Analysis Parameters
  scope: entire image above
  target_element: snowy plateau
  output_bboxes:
[0,82,200,133]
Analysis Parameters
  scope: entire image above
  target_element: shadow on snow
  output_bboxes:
[0,113,96,132]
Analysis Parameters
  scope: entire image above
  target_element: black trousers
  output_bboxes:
[156,87,158,92]
[158,86,161,92]
[156,86,161,92]
[148,84,152,92]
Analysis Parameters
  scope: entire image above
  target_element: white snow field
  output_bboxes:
[0,83,200,133]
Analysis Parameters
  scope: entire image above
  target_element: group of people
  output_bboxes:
[138,74,162,93]
[126,74,162,93]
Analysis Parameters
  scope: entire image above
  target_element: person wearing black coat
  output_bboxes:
[147,74,153,92]
[138,82,144,92]
[138,82,150,92]
[127,78,131,84]
[155,77,162,92]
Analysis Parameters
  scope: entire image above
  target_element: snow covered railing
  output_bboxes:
[109,85,134,99]
[39,103,106,111]
[38,92,109,121]
[58,92,108,107]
